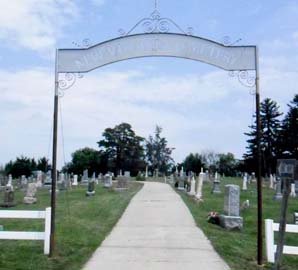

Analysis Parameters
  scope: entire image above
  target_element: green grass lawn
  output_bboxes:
[177,177,298,270]
[0,182,143,270]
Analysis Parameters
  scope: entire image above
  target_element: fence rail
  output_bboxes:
[265,219,298,263]
[0,207,51,254]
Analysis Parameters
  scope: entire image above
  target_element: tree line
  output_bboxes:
[244,94,298,175]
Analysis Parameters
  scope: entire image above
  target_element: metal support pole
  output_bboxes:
[50,49,59,257]
[255,46,263,265]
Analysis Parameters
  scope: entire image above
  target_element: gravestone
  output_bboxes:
[81,169,89,185]
[23,183,37,204]
[188,176,196,196]
[7,174,12,187]
[58,173,66,190]
[72,175,78,186]
[1,186,16,207]
[177,176,185,190]
[212,172,221,194]
[290,183,296,198]
[44,170,52,188]
[242,173,248,191]
[274,179,283,200]
[295,180,298,194]
[116,176,129,190]
[21,175,27,186]
[294,212,298,225]
[269,174,274,189]
[251,172,256,183]
[195,170,204,200]
[219,185,243,230]
[104,174,113,188]
[86,179,95,196]
[36,171,43,188]
[124,171,130,178]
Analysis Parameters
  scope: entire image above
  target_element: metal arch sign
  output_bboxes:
[57,33,256,73]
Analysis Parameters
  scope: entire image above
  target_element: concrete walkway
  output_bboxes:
[83,182,230,270]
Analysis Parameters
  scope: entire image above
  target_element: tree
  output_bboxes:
[37,157,51,172]
[5,156,37,177]
[63,147,107,176]
[182,153,205,174]
[145,126,174,175]
[278,94,298,159]
[200,150,219,173]
[244,98,282,174]
[97,123,145,175]
[217,153,237,176]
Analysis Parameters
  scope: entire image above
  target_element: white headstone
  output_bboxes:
[72,175,78,186]
[7,174,12,187]
[188,176,196,196]
[195,172,204,200]
[242,174,248,191]
[290,183,296,198]
[269,174,274,189]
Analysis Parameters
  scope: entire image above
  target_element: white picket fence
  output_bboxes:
[0,207,51,254]
[265,219,298,263]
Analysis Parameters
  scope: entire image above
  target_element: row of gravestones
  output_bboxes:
[0,170,132,207]
[175,169,244,230]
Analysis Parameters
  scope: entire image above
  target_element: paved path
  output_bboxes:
[83,182,230,270]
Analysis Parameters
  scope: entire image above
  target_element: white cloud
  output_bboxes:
[0,0,79,54]
[0,60,295,169]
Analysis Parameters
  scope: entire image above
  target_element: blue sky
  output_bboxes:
[0,0,298,169]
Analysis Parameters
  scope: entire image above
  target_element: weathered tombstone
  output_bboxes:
[23,183,37,204]
[58,173,66,190]
[251,172,256,183]
[81,169,89,185]
[1,186,16,207]
[294,212,298,225]
[212,172,221,194]
[195,170,204,200]
[188,176,196,196]
[86,179,95,196]
[269,174,274,189]
[104,173,113,188]
[219,185,243,230]
[72,175,78,186]
[21,175,27,186]
[36,171,43,188]
[7,174,12,187]
[116,176,129,190]
[242,173,248,191]
[145,166,148,178]
[274,179,283,200]
[180,166,184,177]
[290,183,296,197]
[44,170,52,188]
[124,171,130,178]
[177,176,185,190]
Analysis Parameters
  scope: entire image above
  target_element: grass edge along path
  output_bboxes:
[175,177,298,270]
[0,182,143,270]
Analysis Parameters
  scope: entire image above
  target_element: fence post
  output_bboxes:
[265,219,275,263]
[44,207,51,255]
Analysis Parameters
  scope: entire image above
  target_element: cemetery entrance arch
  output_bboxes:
[51,9,263,264]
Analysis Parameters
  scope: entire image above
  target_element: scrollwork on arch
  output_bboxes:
[118,10,194,36]
[58,73,84,97]
[229,70,256,93]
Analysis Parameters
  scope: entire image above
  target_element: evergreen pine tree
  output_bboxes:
[278,94,298,158]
